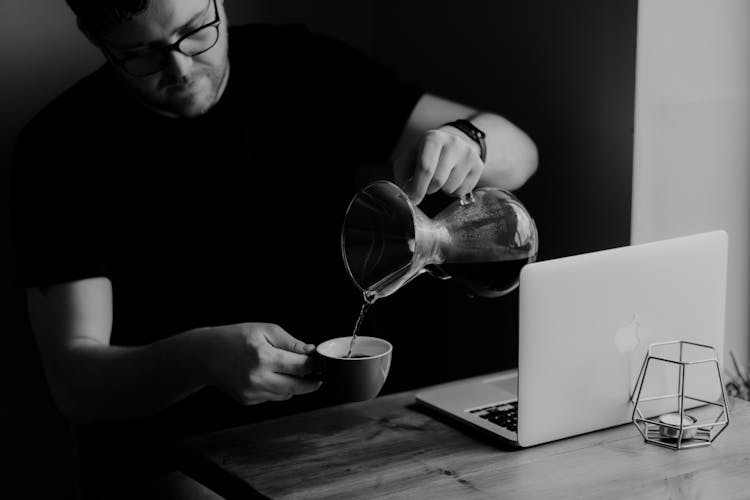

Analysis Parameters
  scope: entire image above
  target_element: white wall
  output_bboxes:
[632,0,750,366]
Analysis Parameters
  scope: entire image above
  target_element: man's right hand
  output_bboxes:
[197,323,323,405]
[26,278,323,422]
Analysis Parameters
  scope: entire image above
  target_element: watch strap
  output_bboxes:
[443,119,487,162]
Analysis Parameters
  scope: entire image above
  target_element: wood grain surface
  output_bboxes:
[176,393,750,499]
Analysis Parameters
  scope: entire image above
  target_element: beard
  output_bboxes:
[119,51,230,119]
[155,60,229,117]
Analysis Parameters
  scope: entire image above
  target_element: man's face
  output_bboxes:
[99,0,229,118]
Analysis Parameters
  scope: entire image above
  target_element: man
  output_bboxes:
[12,0,537,497]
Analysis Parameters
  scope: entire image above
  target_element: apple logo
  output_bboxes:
[615,314,641,353]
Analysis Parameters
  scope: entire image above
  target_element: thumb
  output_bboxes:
[266,325,316,354]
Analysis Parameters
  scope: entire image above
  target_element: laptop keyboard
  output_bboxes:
[469,401,518,432]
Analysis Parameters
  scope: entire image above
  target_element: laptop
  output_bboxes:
[415,230,728,447]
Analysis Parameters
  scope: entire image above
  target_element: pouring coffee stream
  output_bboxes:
[342,181,539,357]
[346,294,374,358]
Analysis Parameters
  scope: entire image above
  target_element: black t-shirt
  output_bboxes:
[12,23,421,493]
[13,23,421,345]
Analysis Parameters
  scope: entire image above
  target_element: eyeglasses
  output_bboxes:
[102,0,221,77]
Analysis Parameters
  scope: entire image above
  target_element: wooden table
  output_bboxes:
[175,391,750,499]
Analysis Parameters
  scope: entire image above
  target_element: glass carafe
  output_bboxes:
[341,180,538,300]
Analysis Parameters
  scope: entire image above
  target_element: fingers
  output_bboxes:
[263,372,323,397]
[428,144,465,195]
[454,159,483,198]
[264,324,316,354]
[407,134,441,204]
[255,324,319,376]
[208,323,324,405]
[238,352,323,405]
[402,130,483,204]
[270,348,320,377]
[238,372,322,405]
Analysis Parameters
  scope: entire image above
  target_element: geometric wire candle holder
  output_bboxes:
[630,340,730,450]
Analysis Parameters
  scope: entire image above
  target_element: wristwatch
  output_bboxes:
[443,119,487,162]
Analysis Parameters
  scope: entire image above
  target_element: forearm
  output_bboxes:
[468,112,538,191]
[50,328,208,423]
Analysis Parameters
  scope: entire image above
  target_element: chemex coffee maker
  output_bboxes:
[341,181,539,301]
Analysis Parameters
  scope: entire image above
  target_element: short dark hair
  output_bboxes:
[65,0,150,35]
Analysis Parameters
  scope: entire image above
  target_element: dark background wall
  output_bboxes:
[240,0,636,391]
[2,1,636,496]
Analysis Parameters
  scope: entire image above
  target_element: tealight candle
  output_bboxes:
[658,412,697,440]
